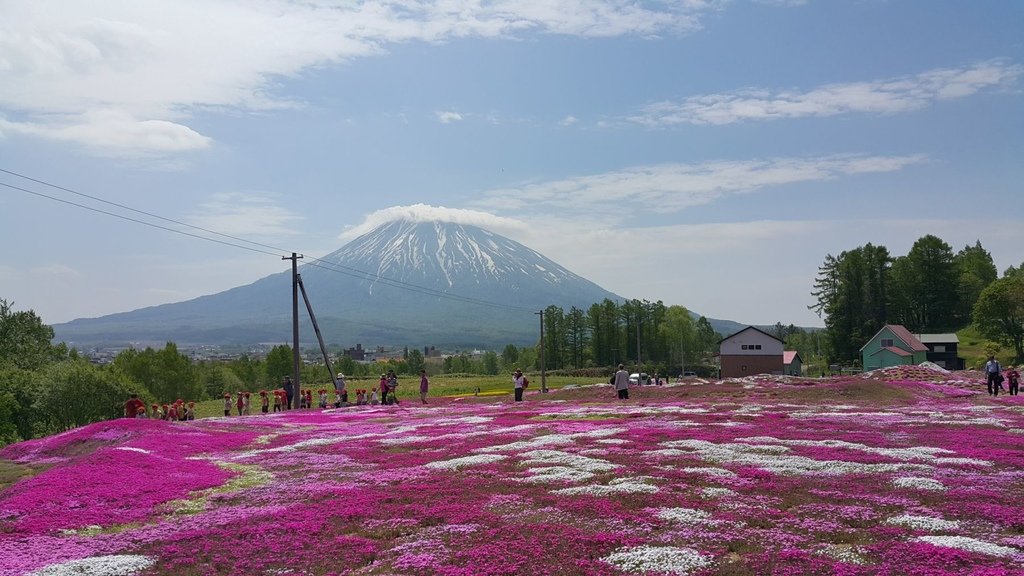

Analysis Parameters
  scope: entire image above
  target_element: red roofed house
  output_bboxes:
[783,351,802,376]
[719,326,784,378]
[860,324,929,371]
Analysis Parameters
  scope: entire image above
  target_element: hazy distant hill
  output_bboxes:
[54,220,752,348]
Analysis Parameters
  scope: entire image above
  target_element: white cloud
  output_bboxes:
[188,193,303,237]
[435,111,465,124]
[558,115,579,126]
[339,204,528,241]
[0,111,211,157]
[0,1,719,156]
[628,61,1022,126]
[476,154,927,216]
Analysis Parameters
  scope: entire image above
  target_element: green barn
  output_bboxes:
[860,324,929,371]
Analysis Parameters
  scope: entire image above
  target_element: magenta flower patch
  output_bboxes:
[2,373,1023,575]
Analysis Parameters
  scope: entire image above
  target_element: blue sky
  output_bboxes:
[1,1,1022,331]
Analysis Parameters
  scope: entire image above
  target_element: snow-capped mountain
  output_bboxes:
[54,220,623,347]
[308,220,616,308]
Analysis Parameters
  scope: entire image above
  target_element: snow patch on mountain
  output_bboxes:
[320,220,590,293]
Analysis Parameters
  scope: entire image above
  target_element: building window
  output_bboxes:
[741,345,748,350]
[881,338,894,347]
[754,344,762,350]
[933,345,945,353]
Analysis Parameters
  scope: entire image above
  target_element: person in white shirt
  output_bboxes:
[513,369,527,402]
[985,355,1002,396]
[613,364,630,400]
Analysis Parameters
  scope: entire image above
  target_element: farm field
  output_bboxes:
[2,368,1023,575]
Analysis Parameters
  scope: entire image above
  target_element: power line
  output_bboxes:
[0,181,283,257]
[0,167,289,255]
[1,169,536,313]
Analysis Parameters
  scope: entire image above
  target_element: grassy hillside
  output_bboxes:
[956,325,1017,368]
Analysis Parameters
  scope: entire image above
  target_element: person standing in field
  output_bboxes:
[613,364,630,400]
[282,375,295,409]
[985,356,1002,396]
[513,369,527,402]
[123,393,145,418]
[1007,366,1020,396]
[387,370,399,405]
[419,369,429,404]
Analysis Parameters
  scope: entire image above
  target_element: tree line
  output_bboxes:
[536,299,721,375]
[810,235,1024,364]
[0,295,732,445]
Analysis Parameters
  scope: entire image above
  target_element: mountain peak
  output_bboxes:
[314,219,594,295]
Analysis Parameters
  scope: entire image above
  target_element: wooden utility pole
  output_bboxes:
[283,252,303,408]
[536,309,547,393]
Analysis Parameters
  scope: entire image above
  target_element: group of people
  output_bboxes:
[123,394,196,420]
[984,356,1020,396]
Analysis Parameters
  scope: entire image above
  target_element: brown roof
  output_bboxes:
[887,325,928,352]
[872,346,912,357]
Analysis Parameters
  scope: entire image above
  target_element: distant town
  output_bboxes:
[80,342,462,366]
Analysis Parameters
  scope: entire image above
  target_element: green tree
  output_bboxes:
[481,350,499,375]
[0,299,67,370]
[112,343,201,402]
[35,360,138,432]
[953,241,998,326]
[198,362,246,397]
[694,317,719,361]
[226,355,262,389]
[890,235,959,332]
[265,344,294,385]
[973,275,1024,362]
[501,344,519,368]
[565,307,589,369]
[658,305,695,372]
[811,244,892,362]
[335,354,356,378]
[0,367,40,443]
[406,348,425,375]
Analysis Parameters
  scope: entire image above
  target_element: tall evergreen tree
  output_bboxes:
[953,240,998,326]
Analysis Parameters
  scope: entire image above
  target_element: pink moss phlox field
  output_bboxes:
[2,372,1023,575]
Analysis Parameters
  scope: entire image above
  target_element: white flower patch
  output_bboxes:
[681,467,737,478]
[378,435,432,445]
[30,554,155,576]
[553,477,659,496]
[596,438,630,445]
[235,433,380,458]
[475,428,626,453]
[892,476,946,491]
[424,454,508,471]
[113,446,151,455]
[518,466,596,484]
[737,436,955,462]
[700,487,736,499]
[656,507,712,524]
[934,457,993,467]
[657,439,932,476]
[818,544,868,565]
[790,410,902,420]
[520,450,620,472]
[916,536,1019,557]
[602,545,712,575]
[431,416,494,426]
[887,514,961,532]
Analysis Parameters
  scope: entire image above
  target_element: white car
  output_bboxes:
[628,372,649,385]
